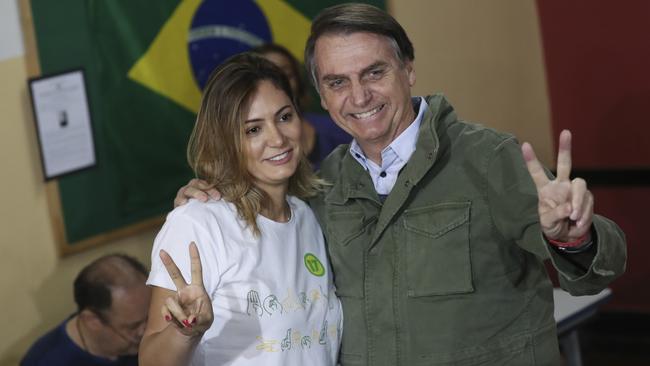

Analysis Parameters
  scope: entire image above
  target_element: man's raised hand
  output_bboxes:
[521,130,593,243]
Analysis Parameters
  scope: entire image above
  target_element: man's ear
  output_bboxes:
[405,60,416,87]
[320,95,329,111]
[80,309,104,330]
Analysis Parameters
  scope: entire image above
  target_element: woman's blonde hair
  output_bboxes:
[187,53,324,236]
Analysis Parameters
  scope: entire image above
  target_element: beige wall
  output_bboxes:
[390,0,553,165]
[0,2,158,364]
[0,54,156,366]
[0,1,553,364]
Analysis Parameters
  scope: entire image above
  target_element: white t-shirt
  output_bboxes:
[147,196,343,366]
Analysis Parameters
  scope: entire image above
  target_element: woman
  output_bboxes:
[251,43,351,169]
[139,53,342,366]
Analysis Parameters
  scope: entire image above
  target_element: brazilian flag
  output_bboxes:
[30,0,384,246]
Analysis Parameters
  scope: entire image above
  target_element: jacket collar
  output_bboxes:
[324,150,381,205]
[324,93,456,206]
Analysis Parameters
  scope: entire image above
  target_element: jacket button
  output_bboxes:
[427,152,434,160]
[404,180,411,187]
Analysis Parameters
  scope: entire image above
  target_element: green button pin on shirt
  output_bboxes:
[304,253,325,277]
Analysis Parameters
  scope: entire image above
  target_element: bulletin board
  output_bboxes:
[20,0,384,255]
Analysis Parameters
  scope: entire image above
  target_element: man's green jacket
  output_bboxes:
[310,94,626,366]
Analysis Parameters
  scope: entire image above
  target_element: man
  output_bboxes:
[21,254,151,366]
[176,3,626,365]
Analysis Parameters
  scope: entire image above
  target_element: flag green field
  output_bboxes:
[29,0,383,245]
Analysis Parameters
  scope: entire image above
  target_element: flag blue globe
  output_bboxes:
[188,0,272,90]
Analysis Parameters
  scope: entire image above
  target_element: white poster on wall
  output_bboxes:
[29,69,96,180]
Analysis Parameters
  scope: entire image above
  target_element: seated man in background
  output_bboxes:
[21,254,151,366]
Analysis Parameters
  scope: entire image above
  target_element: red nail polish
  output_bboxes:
[164,315,171,321]
[182,319,190,327]
[191,317,197,324]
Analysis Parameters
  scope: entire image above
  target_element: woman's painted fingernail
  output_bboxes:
[191,317,197,324]
[164,315,171,321]
[182,319,191,327]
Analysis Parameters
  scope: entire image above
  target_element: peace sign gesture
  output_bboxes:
[521,130,593,243]
[160,242,213,337]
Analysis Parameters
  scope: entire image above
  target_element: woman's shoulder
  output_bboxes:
[166,198,240,229]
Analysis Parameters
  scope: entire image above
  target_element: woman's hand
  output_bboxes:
[160,242,213,337]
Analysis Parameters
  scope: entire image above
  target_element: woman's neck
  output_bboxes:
[260,189,290,222]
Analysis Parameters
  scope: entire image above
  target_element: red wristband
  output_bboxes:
[546,232,590,248]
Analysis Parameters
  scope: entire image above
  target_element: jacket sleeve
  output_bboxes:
[486,136,626,295]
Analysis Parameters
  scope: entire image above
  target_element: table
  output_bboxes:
[554,287,612,366]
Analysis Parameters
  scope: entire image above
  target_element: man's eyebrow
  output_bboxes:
[360,61,389,76]
[321,73,348,82]
[321,61,390,82]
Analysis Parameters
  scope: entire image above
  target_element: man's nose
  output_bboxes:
[350,81,371,107]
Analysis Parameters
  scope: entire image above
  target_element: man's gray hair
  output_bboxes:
[304,3,415,91]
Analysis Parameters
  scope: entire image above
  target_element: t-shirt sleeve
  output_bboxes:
[147,210,222,294]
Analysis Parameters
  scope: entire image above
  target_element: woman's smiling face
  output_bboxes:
[243,80,302,193]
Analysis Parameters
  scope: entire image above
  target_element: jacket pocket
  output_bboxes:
[326,210,376,298]
[403,201,474,297]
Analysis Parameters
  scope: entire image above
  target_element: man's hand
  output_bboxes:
[521,130,593,243]
[174,179,221,207]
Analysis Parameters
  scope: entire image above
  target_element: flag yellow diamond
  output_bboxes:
[128,0,311,114]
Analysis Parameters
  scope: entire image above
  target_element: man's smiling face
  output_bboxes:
[314,31,416,155]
